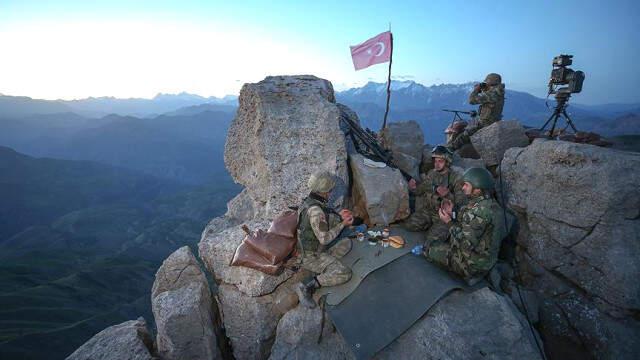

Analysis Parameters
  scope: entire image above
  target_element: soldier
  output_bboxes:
[449,73,505,151]
[405,146,464,245]
[294,171,354,308]
[469,73,505,128]
[424,167,503,284]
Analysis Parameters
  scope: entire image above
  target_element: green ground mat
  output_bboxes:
[316,226,424,306]
[326,253,468,360]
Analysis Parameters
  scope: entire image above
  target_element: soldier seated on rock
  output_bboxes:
[449,73,505,150]
[294,171,355,308]
[422,167,503,284]
[405,146,464,246]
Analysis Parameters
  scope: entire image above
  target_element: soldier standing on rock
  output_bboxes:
[448,73,505,151]
[405,146,465,246]
[294,171,354,308]
[422,167,503,284]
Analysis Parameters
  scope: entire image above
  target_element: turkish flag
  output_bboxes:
[350,31,392,71]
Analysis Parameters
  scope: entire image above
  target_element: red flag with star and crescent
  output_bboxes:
[350,31,392,71]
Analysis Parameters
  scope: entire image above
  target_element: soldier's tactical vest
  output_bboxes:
[297,194,331,254]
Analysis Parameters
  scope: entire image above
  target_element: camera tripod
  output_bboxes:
[539,91,578,136]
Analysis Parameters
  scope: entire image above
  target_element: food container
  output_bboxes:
[382,228,390,239]
[357,232,365,242]
[382,239,390,248]
[368,238,378,246]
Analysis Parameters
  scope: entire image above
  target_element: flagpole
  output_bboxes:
[381,31,393,130]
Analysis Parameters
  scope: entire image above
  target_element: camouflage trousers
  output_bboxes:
[404,206,449,245]
[425,240,483,284]
[301,238,352,287]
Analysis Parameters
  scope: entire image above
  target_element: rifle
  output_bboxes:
[442,109,477,124]
[339,111,413,180]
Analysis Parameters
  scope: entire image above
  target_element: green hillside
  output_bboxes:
[0,147,240,359]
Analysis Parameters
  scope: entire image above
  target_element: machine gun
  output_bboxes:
[442,109,477,124]
[339,111,413,180]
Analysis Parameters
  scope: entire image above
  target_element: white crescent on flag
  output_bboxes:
[350,31,392,71]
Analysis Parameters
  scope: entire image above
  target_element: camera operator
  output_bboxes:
[469,73,505,128]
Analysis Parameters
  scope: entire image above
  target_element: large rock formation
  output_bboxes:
[381,120,424,179]
[502,139,640,359]
[471,120,530,166]
[224,75,349,219]
[151,246,221,360]
[350,153,410,226]
[200,75,352,359]
[270,288,541,360]
[66,318,154,360]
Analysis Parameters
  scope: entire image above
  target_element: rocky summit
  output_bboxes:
[69,75,639,360]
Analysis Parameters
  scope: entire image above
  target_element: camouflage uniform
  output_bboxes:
[468,83,505,128]
[297,194,352,287]
[425,193,502,282]
[405,167,464,244]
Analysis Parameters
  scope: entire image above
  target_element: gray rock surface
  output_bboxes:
[376,288,541,360]
[451,153,485,171]
[471,120,529,166]
[381,121,424,179]
[153,282,220,360]
[269,305,354,360]
[224,75,349,219]
[269,288,541,360]
[66,318,154,360]
[349,153,410,225]
[151,246,220,360]
[502,139,640,359]
[217,281,301,360]
[199,219,294,297]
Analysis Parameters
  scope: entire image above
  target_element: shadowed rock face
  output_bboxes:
[471,120,530,166]
[201,75,353,359]
[269,288,541,360]
[502,139,640,359]
[224,75,349,219]
[381,120,424,180]
[66,318,154,360]
[151,246,221,360]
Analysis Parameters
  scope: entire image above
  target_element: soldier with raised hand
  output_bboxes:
[405,146,464,245]
[425,167,503,284]
[469,72,505,128]
[294,171,354,308]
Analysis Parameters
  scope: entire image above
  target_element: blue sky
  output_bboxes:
[0,0,638,104]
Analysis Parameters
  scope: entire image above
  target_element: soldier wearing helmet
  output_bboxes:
[469,73,505,128]
[405,146,465,245]
[295,171,355,308]
[424,167,503,284]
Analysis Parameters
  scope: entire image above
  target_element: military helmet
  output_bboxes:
[462,167,495,190]
[445,120,468,134]
[484,73,502,86]
[431,145,453,163]
[308,171,336,193]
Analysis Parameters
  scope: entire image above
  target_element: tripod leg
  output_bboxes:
[562,110,578,132]
[540,112,556,132]
[548,114,560,138]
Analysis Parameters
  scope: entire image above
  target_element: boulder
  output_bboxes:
[224,75,349,219]
[269,305,354,360]
[269,288,541,360]
[153,282,220,360]
[375,288,541,359]
[66,318,154,360]
[471,120,529,166]
[502,139,640,359]
[199,219,294,297]
[217,282,301,360]
[381,121,424,179]
[349,153,410,226]
[151,246,221,360]
[420,144,435,175]
[451,153,485,171]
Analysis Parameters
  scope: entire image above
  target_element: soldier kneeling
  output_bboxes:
[423,167,503,284]
[294,171,354,308]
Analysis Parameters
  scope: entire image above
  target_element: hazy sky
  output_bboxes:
[0,0,638,104]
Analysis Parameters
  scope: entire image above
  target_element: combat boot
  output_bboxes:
[295,276,319,309]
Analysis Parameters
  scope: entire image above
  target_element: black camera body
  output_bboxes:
[548,54,585,95]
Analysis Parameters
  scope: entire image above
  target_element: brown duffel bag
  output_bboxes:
[231,242,282,276]
[231,210,300,275]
